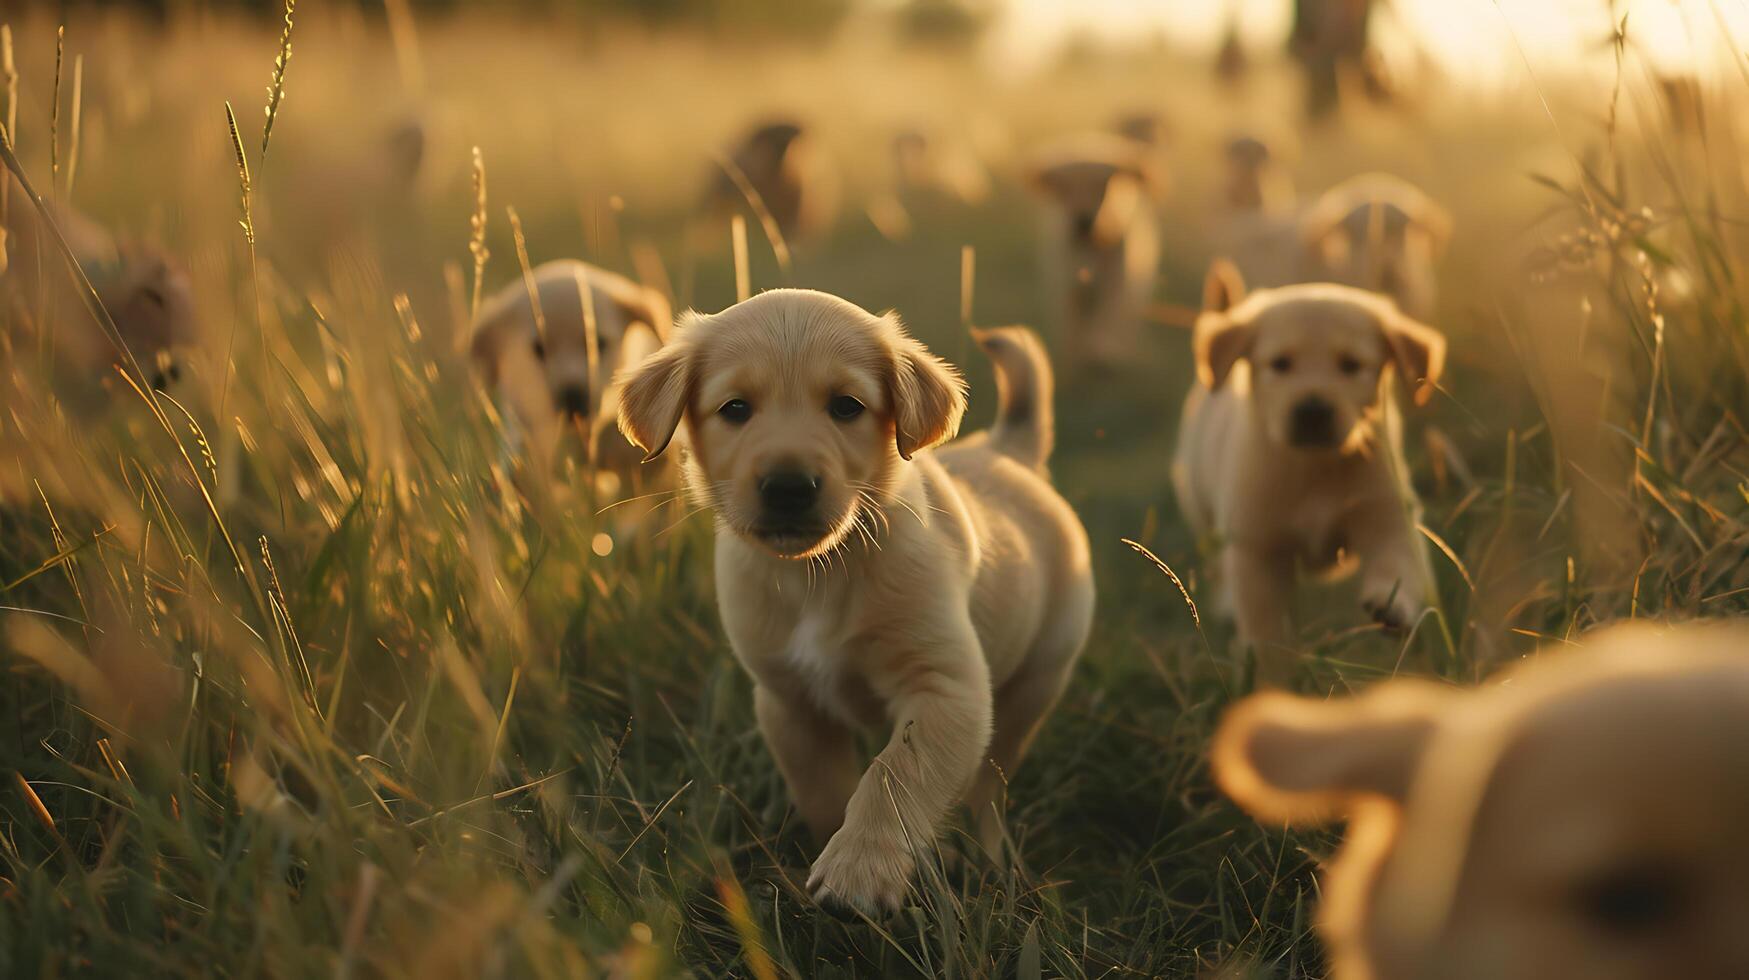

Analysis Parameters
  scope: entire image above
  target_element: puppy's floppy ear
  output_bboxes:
[1407,195,1453,255]
[886,319,967,460]
[468,312,519,388]
[1212,682,1450,825]
[1193,312,1253,390]
[615,317,697,462]
[621,286,674,343]
[1380,309,1446,407]
[1203,259,1246,314]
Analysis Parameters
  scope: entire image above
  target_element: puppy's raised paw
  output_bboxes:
[805,825,915,916]
[1362,589,1423,633]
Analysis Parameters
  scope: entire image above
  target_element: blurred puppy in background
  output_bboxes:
[1173,261,1444,683]
[2,190,199,399]
[698,118,837,246]
[616,290,1094,913]
[868,127,994,240]
[1211,135,1305,292]
[470,259,671,484]
[1027,136,1159,369]
[1113,111,1169,150]
[1300,172,1452,320]
[1214,620,1749,980]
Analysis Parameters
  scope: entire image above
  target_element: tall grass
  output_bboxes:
[0,9,1745,979]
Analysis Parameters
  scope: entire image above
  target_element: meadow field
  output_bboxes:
[1,4,1747,977]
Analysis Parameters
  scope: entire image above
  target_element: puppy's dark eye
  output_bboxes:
[1576,867,1685,936]
[718,398,752,424]
[828,394,864,421]
[1338,354,1363,376]
[1269,355,1293,373]
[532,337,547,360]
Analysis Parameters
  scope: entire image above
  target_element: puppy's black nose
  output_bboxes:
[1289,398,1339,447]
[148,360,181,391]
[759,470,821,518]
[556,385,590,419]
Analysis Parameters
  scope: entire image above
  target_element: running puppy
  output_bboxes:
[1026,136,1159,369]
[3,192,198,394]
[1173,261,1444,683]
[616,290,1094,913]
[1211,135,1304,292]
[700,119,835,243]
[1213,620,1749,980]
[470,259,671,474]
[1300,173,1451,320]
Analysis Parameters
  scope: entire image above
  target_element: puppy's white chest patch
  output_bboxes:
[781,608,881,727]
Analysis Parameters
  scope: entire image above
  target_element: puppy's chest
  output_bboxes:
[770,608,887,728]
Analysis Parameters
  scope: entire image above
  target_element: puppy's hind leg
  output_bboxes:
[963,591,1094,862]
[754,686,862,843]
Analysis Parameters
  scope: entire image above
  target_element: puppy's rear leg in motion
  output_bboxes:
[1227,547,1295,685]
[806,624,993,913]
[962,653,1079,861]
[755,687,861,841]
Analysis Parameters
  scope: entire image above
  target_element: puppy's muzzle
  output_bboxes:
[555,384,590,420]
[1288,397,1341,448]
[758,469,822,521]
[147,357,183,392]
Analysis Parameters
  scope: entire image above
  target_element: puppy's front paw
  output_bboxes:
[1362,588,1424,633]
[806,825,915,916]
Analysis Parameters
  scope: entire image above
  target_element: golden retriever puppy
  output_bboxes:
[616,290,1094,913]
[1027,136,1159,369]
[1172,261,1444,682]
[2,191,198,395]
[1222,136,1292,214]
[1113,111,1169,150]
[1300,173,1451,321]
[1213,619,1749,980]
[700,119,836,244]
[469,260,671,475]
[1210,136,1305,292]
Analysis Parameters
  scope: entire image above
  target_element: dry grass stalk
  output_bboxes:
[382,0,426,96]
[469,146,489,318]
[507,205,546,346]
[262,0,296,157]
[0,24,16,275]
[49,26,62,192]
[731,213,750,303]
[712,149,792,273]
[64,55,81,198]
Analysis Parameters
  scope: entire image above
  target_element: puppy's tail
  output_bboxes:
[970,325,1055,471]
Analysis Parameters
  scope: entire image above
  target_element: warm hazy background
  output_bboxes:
[1,1,1745,977]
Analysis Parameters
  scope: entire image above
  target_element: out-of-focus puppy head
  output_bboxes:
[100,244,200,391]
[1224,135,1272,202]
[734,119,807,183]
[1213,621,1749,980]
[471,273,671,431]
[1302,174,1451,300]
[1114,111,1170,148]
[616,289,965,559]
[1026,138,1153,249]
[1194,260,1443,452]
[1224,135,1286,211]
